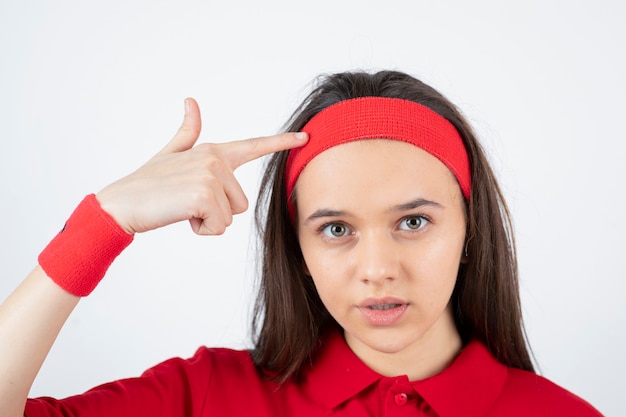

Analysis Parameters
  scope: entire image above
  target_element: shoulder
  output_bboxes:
[416,340,603,417]
[494,368,603,416]
[25,347,269,417]
[142,346,258,381]
[122,347,272,411]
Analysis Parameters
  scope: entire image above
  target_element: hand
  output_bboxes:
[96,98,308,235]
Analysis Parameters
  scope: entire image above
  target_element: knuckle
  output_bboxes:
[204,156,225,172]
[238,136,267,164]
[201,174,221,191]
[196,142,218,154]
[208,223,227,235]
[178,124,200,139]
[224,215,233,227]
[232,198,249,214]
[247,137,262,153]
[187,187,214,211]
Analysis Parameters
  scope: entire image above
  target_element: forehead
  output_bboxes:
[295,139,463,210]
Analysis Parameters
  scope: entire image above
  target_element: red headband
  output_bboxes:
[285,97,471,220]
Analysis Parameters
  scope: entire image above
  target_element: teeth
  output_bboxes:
[369,304,401,310]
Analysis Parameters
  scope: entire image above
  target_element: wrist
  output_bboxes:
[95,186,136,235]
[38,194,134,296]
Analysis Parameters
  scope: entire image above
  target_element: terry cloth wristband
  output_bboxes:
[285,97,471,221]
[38,194,134,296]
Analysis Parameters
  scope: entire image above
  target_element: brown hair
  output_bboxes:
[252,70,534,382]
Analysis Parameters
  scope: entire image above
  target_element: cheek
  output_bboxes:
[410,236,464,291]
[302,250,346,290]
[299,242,351,306]
[298,231,340,274]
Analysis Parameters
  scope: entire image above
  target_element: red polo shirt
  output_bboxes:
[25,330,602,416]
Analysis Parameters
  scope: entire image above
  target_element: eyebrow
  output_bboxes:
[389,198,443,213]
[303,209,348,225]
[303,198,442,225]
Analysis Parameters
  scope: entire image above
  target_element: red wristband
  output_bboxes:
[38,194,134,296]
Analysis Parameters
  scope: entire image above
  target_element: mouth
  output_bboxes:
[360,296,408,309]
[367,303,403,311]
[359,298,409,326]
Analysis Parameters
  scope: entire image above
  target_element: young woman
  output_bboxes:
[0,70,602,416]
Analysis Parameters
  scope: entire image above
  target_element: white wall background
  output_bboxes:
[1,1,623,415]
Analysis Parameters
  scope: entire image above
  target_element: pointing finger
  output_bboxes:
[217,132,308,170]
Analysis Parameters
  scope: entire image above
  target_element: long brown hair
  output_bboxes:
[252,70,534,382]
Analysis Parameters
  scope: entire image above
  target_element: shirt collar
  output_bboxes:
[411,340,508,417]
[302,328,382,409]
[303,329,508,415]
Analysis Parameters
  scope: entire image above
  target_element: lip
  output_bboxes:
[358,297,409,326]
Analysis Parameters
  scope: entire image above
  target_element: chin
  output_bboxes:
[349,327,424,355]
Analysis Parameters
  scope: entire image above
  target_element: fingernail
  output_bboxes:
[184,98,190,114]
[295,132,307,140]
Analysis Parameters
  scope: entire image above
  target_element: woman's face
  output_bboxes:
[296,139,467,375]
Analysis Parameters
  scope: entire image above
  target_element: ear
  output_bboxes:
[460,239,470,264]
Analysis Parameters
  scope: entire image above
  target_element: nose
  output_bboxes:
[355,231,401,285]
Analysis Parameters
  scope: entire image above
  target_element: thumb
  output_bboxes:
[160,98,202,154]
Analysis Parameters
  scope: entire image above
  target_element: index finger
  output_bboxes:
[217,132,308,170]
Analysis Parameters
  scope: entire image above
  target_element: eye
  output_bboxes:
[399,216,429,231]
[321,222,351,238]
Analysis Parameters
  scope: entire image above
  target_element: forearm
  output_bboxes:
[0,99,306,417]
[0,266,79,417]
